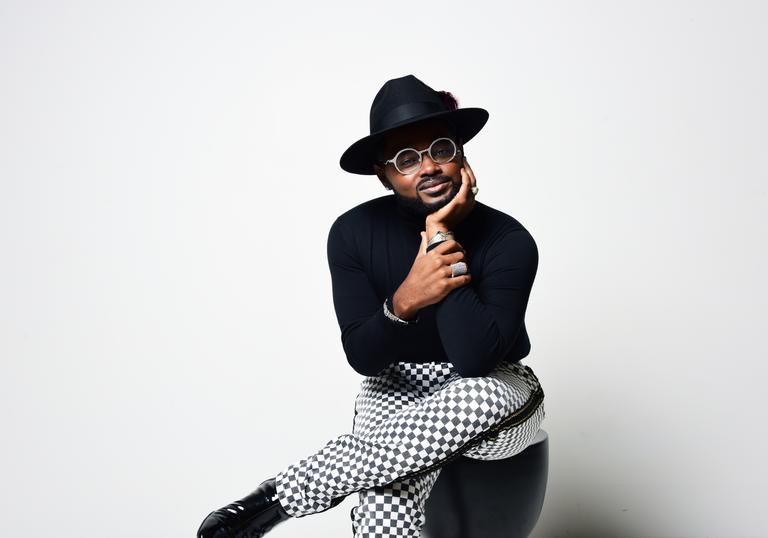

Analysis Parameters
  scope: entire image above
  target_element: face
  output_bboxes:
[373,118,465,218]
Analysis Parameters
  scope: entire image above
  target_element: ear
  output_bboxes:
[373,163,393,191]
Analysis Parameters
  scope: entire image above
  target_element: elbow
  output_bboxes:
[342,340,388,377]
[447,334,510,378]
[447,348,499,378]
[346,355,384,377]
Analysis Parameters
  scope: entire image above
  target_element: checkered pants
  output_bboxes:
[274,360,545,537]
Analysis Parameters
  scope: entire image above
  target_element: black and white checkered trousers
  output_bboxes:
[274,359,545,537]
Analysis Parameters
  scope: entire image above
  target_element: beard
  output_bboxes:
[392,179,462,218]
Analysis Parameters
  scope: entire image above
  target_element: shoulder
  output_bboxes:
[331,195,392,233]
[335,195,392,224]
[471,200,530,233]
[470,201,537,251]
[328,194,393,246]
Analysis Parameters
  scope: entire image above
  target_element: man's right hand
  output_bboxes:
[392,231,472,319]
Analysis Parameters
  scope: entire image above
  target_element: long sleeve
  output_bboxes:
[435,227,539,377]
[327,217,419,377]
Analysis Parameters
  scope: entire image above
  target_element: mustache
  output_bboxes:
[418,176,453,190]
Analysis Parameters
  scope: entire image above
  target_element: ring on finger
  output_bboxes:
[450,262,468,278]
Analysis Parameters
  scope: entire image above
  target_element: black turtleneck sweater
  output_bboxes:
[326,193,538,378]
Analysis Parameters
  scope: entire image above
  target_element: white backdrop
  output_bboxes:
[1,1,766,537]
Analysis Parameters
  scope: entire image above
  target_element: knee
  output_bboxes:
[447,376,514,410]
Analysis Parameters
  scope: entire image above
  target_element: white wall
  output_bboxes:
[1,1,766,537]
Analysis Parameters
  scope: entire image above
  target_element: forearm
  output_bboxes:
[392,286,419,320]
[339,290,420,376]
[435,285,524,377]
[434,228,538,377]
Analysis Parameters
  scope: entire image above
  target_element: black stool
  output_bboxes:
[422,429,549,538]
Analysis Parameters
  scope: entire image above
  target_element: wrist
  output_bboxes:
[425,218,449,236]
[425,228,455,254]
[425,218,451,245]
[392,289,417,320]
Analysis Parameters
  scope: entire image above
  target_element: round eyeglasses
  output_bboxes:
[380,137,462,175]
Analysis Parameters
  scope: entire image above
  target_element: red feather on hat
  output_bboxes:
[437,90,459,111]
[437,90,459,110]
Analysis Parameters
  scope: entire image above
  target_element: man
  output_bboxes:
[197,74,545,538]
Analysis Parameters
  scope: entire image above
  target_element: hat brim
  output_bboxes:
[339,107,489,175]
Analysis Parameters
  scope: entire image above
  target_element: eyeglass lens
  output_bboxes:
[395,138,457,175]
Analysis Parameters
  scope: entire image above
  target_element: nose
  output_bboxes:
[419,152,441,174]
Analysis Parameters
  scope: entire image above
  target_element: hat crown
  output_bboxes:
[369,74,448,134]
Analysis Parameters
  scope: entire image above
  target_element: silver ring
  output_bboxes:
[471,186,479,195]
[450,262,468,278]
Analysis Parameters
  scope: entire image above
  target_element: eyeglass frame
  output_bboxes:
[377,137,462,175]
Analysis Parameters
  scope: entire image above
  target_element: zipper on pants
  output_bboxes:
[393,385,545,483]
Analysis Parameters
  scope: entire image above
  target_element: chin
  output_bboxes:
[424,184,459,206]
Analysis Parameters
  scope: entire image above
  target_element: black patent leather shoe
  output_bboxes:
[197,477,345,538]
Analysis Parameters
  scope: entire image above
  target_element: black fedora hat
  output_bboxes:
[339,74,489,175]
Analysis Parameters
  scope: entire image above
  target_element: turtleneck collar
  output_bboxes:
[393,193,426,230]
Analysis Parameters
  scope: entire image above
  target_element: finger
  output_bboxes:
[463,156,477,189]
[462,166,473,202]
[448,171,468,205]
[432,238,463,255]
[463,156,475,189]
[419,231,427,255]
[448,250,467,264]
[446,271,472,287]
[459,166,470,198]
[439,250,467,267]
